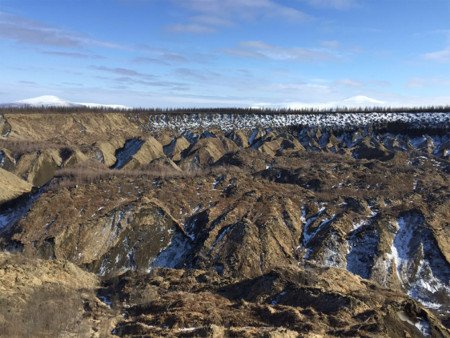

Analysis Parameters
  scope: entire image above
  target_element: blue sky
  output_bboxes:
[0,0,449,107]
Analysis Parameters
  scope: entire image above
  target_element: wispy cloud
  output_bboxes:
[91,65,188,91]
[407,76,450,88]
[167,0,311,33]
[132,57,170,66]
[0,11,122,49]
[91,65,155,79]
[423,47,450,63]
[174,68,222,82]
[320,40,340,49]
[334,78,364,87]
[42,50,105,59]
[132,51,188,65]
[299,0,358,10]
[225,40,336,62]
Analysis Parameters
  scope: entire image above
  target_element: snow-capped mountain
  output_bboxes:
[341,95,385,106]
[16,95,81,108]
[1,95,129,109]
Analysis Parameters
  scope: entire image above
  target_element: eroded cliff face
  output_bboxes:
[0,111,449,337]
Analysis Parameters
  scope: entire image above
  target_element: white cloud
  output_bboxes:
[320,40,340,49]
[406,77,450,88]
[299,0,358,10]
[0,11,122,49]
[167,0,311,33]
[423,47,450,63]
[335,78,364,88]
[225,40,336,62]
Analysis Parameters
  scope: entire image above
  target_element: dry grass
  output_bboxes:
[0,283,93,337]
[0,139,64,157]
[50,161,243,190]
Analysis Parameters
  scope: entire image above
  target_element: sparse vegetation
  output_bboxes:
[1,105,450,115]
[0,139,64,157]
[51,161,243,189]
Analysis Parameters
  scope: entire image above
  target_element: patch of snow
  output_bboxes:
[391,211,450,312]
[302,210,331,247]
[147,111,449,132]
[178,327,201,332]
[210,223,236,252]
[415,319,431,337]
[152,232,191,268]
[397,311,431,336]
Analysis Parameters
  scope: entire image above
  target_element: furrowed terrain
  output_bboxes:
[0,110,449,337]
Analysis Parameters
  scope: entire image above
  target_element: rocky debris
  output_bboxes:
[100,267,449,337]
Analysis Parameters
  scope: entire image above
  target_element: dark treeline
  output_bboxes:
[1,105,450,115]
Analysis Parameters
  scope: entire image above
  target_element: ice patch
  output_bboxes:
[210,224,236,251]
[391,211,450,312]
[346,209,380,278]
[302,210,336,261]
[152,232,191,268]
[397,311,431,336]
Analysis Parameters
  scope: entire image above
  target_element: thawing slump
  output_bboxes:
[0,189,43,235]
[390,211,450,312]
[111,138,144,169]
[346,212,380,279]
[296,205,450,313]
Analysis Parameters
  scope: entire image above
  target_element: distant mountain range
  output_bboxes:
[0,95,129,109]
[0,95,391,110]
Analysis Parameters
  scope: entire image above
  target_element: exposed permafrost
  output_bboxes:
[151,231,191,269]
[346,212,380,279]
[301,207,337,261]
[0,189,43,234]
[111,138,144,169]
[397,311,432,337]
[391,211,450,312]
